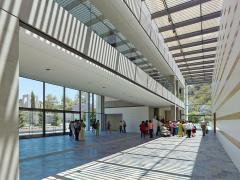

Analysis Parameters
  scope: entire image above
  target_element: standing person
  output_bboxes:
[96,120,100,136]
[149,120,154,138]
[107,120,111,134]
[140,121,145,138]
[192,123,196,137]
[182,121,186,137]
[156,119,162,136]
[169,121,173,136]
[178,121,183,137]
[119,120,123,133]
[172,121,177,136]
[74,119,80,141]
[79,120,86,141]
[92,120,96,134]
[201,120,207,136]
[145,120,149,135]
[123,120,127,133]
[186,121,192,138]
[69,121,73,137]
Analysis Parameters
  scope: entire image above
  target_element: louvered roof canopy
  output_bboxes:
[144,0,223,84]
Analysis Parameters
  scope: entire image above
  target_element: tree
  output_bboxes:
[188,83,212,121]
[45,94,58,109]
[19,111,27,129]
[65,96,74,111]
[37,112,43,127]
[52,113,61,126]
[31,91,36,108]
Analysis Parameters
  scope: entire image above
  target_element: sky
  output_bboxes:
[19,77,80,101]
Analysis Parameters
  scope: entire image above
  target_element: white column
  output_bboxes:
[185,86,189,121]
[96,95,102,133]
[0,9,19,180]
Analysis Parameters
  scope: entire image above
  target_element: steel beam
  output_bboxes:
[180,65,214,72]
[182,69,213,75]
[151,0,210,19]
[159,11,221,32]
[169,38,217,51]
[178,60,215,68]
[175,54,215,63]
[173,47,216,57]
[164,26,219,43]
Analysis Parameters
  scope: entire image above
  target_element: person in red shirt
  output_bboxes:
[140,121,145,138]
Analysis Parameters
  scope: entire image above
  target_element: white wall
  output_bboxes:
[212,0,240,172]
[105,106,153,132]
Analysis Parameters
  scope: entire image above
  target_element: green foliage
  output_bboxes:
[52,113,61,126]
[45,94,60,109]
[188,84,212,119]
[19,111,27,129]
[37,112,43,127]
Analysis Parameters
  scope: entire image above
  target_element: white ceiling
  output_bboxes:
[19,28,173,107]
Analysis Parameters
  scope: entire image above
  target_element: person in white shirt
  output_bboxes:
[186,121,192,138]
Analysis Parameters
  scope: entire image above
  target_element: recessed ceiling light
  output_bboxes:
[45,68,51,71]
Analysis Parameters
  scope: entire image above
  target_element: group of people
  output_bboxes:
[69,120,86,141]
[139,120,160,138]
[139,118,209,139]
[91,120,100,136]
[169,120,197,138]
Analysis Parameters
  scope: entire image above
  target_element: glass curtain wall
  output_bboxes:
[19,77,104,137]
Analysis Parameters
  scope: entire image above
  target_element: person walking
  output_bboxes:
[119,120,123,133]
[123,120,127,133]
[74,119,80,141]
[107,120,111,134]
[156,119,162,136]
[186,121,192,138]
[145,120,149,135]
[96,120,100,136]
[79,120,86,141]
[201,120,207,136]
[149,120,154,138]
[140,121,145,138]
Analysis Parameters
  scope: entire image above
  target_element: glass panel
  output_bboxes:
[19,110,43,136]
[65,88,79,111]
[45,112,63,134]
[19,77,43,108]
[89,93,93,112]
[81,91,89,112]
[65,113,80,132]
[45,83,63,110]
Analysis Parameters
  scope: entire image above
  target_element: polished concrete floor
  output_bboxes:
[20,131,240,180]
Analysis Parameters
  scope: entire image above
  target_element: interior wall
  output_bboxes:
[105,106,150,132]
[212,0,240,172]
[106,114,122,131]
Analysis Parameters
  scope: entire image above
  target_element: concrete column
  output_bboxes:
[185,86,189,121]
[0,10,19,180]
[96,95,103,133]
[176,79,179,98]
[170,105,176,121]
